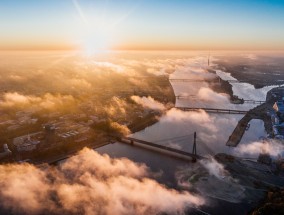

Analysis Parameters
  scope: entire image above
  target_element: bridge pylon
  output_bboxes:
[192,132,197,162]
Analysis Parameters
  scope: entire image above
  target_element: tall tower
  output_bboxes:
[192,132,197,162]
[42,124,56,148]
[208,53,210,67]
[192,132,197,155]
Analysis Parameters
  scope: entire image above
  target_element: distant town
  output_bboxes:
[0,71,175,164]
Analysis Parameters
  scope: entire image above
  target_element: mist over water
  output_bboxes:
[216,70,283,101]
[1,51,282,215]
[97,54,274,213]
[131,56,270,156]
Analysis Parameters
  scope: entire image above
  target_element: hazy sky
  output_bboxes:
[1,0,284,50]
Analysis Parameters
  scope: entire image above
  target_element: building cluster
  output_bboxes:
[0,110,38,131]
[0,93,164,161]
[256,90,284,166]
[11,113,97,152]
[13,132,43,152]
[272,96,284,139]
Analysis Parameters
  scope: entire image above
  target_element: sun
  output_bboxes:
[72,0,128,56]
[80,30,111,56]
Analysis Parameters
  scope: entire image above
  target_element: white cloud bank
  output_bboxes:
[197,87,230,104]
[235,140,284,158]
[0,148,204,215]
[131,96,166,111]
[200,156,228,179]
[0,92,76,110]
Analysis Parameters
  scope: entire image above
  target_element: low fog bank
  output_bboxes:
[0,148,204,215]
[0,92,77,111]
[216,70,282,101]
[213,53,284,89]
[234,139,284,159]
[131,96,166,111]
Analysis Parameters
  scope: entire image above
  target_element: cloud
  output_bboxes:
[162,109,214,131]
[8,75,26,82]
[175,156,246,204]
[244,54,257,60]
[131,96,166,111]
[146,65,175,76]
[104,96,127,117]
[110,122,130,136]
[197,87,230,104]
[0,148,204,215]
[1,92,40,106]
[128,77,150,89]
[173,67,216,80]
[91,61,124,73]
[68,78,92,90]
[0,92,76,111]
[200,157,228,179]
[235,140,284,158]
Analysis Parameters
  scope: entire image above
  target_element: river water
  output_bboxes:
[130,58,277,157]
[95,55,279,214]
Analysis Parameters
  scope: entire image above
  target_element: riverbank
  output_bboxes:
[250,187,284,215]
[207,68,237,101]
[128,75,176,133]
[22,75,177,165]
[214,56,284,89]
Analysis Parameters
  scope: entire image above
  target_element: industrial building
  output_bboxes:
[273,97,284,113]
[13,132,43,152]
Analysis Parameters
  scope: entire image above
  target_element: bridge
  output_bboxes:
[170,79,210,82]
[169,78,245,83]
[117,133,204,161]
[243,100,266,105]
[176,95,198,99]
[170,78,283,87]
[175,95,265,105]
[176,107,248,114]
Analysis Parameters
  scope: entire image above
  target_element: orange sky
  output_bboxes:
[1,0,284,51]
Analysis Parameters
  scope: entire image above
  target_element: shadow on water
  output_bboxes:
[97,61,275,214]
[95,142,254,215]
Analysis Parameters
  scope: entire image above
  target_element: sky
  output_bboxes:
[1,0,284,50]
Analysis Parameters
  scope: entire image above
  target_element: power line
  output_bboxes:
[156,136,193,143]
[196,138,215,155]
[153,133,195,143]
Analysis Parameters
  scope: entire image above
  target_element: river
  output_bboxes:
[95,54,280,214]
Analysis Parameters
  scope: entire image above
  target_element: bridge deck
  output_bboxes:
[169,79,244,83]
[243,100,266,104]
[121,137,204,160]
[175,95,265,105]
[170,79,208,82]
[176,107,248,114]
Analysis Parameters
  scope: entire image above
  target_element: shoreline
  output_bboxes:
[128,68,237,135]
[128,76,176,134]
[25,75,177,165]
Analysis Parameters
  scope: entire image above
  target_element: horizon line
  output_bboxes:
[1,48,284,52]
